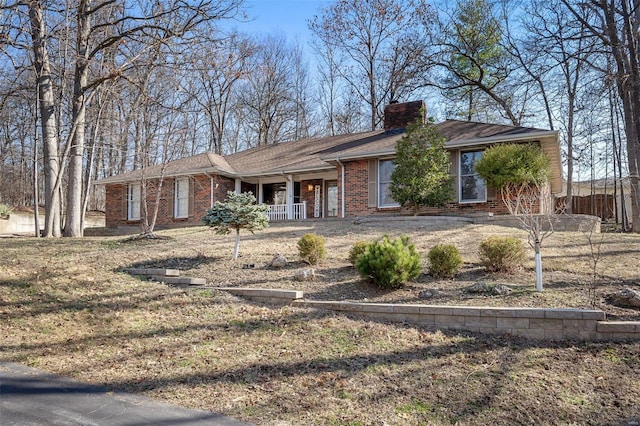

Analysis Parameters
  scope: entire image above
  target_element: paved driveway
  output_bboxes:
[0,362,250,425]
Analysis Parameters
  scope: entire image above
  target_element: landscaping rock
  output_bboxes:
[418,289,439,299]
[606,288,640,309]
[269,254,288,268]
[294,268,315,281]
[491,284,513,296]
[464,282,490,294]
[464,282,512,296]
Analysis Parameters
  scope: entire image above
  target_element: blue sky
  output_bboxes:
[228,0,328,44]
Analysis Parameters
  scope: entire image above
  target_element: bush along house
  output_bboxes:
[96,101,563,229]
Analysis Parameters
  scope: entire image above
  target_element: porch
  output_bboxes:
[265,202,308,221]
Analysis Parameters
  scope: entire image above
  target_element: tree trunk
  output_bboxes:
[534,241,543,292]
[64,0,91,237]
[233,229,241,260]
[28,1,61,237]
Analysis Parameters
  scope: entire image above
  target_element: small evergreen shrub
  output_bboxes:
[348,240,369,266]
[355,235,421,289]
[297,233,326,265]
[0,204,10,218]
[428,244,462,278]
[478,236,525,273]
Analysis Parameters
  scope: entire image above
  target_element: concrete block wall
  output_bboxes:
[211,288,640,342]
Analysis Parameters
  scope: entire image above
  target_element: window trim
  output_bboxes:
[127,183,141,221]
[174,177,190,218]
[377,158,400,209]
[459,149,487,204]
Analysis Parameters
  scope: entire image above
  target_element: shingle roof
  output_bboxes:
[95,119,560,188]
[96,152,234,185]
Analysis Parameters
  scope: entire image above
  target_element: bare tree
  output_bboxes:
[185,31,254,154]
[561,0,640,233]
[309,0,434,131]
[4,0,245,237]
[237,33,299,147]
[519,0,600,214]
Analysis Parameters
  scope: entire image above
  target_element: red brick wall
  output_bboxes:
[105,174,221,228]
[301,179,323,218]
[342,160,372,217]
[341,159,515,218]
[105,184,126,227]
[214,175,236,203]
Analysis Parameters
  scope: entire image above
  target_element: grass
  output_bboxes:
[1,220,639,425]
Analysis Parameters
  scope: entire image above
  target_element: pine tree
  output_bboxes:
[390,120,453,214]
[202,192,269,260]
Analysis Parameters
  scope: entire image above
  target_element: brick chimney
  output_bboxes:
[383,100,426,132]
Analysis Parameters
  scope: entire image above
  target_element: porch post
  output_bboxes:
[286,175,294,220]
[234,178,241,193]
[257,181,263,204]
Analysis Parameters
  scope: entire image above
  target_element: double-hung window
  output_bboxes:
[459,150,486,203]
[174,177,190,218]
[378,159,399,208]
[128,183,141,220]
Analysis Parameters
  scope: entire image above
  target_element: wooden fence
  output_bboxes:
[556,194,614,220]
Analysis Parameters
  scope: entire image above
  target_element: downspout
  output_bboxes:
[336,157,345,218]
[210,175,214,208]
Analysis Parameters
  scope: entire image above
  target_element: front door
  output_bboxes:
[326,180,338,217]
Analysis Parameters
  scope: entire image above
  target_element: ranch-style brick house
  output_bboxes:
[96,101,563,228]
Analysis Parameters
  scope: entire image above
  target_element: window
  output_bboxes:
[378,159,399,208]
[174,177,189,218]
[128,183,141,220]
[459,150,486,203]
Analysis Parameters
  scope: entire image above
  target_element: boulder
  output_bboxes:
[464,281,512,296]
[294,268,315,281]
[269,254,287,268]
[464,281,490,294]
[418,289,439,299]
[491,284,513,296]
[606,288,640,309]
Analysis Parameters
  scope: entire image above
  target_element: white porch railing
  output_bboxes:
[265,202,307,221]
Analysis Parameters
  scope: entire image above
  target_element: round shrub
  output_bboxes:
[297,233,326,265]
[428,244,462,278]
[478,236,525,273]
[355,235,421,289]
[348,240,369,266]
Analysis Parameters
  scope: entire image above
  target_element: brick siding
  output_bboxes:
[342,159,518,218]
[300,179,323,218]
[105,174,235,228]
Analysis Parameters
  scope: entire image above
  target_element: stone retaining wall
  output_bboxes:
[214,287,640,342]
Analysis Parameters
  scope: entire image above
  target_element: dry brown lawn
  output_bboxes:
[1,219,639,425]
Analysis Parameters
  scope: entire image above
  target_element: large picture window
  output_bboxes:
[174,177,190,218]
[128,183,141,220]
[460,150,486,203]
[378,159,399,208]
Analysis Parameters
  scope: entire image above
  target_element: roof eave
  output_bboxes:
[444,130,559,148]
[237,165,336,178]
[94,167,237,185]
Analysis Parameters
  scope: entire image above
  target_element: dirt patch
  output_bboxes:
[1,220,639,425]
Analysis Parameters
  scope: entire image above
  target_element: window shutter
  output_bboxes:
[188,177,195,217]
[122,184,128,220]
[367,160,377,207]
[449,151,459,202]
[167,178,175,218]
